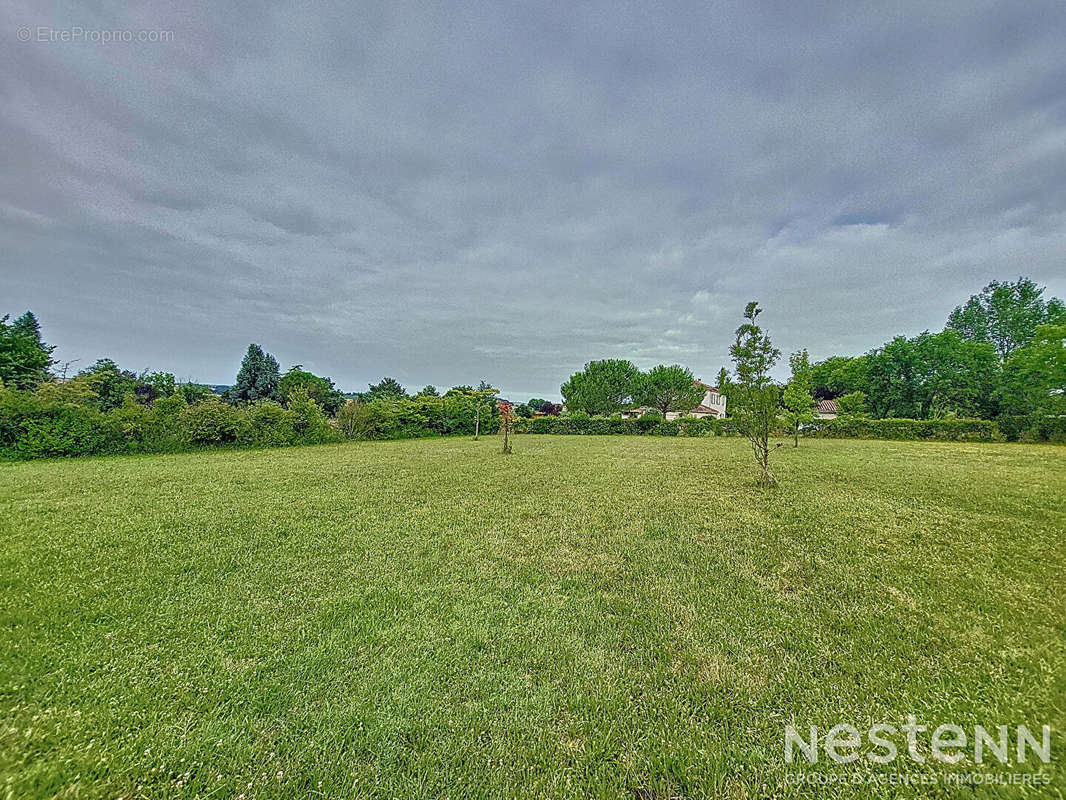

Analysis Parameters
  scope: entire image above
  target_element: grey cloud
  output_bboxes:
[2,0,1065,400]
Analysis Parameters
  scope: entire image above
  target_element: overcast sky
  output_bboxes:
[3,1,1065,399]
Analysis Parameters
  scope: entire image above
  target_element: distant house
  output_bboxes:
[683,383,727,419]
[620,382,728,420]
[816,399,838,419]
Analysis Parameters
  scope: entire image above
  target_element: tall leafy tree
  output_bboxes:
[439,385,498,438]
[865,330,998,419]
[730,302,781,486]
[560,359,641,415]
[73,361,178,409]
[178,382,213,405]
[781,349,814,447]
[947,277,1064,359]
[416,385,440,397]
[136,371,177,405]
[78,359,139,411]
[232,344,281,404]
[864,337,919,418]
[0,311,55,389]
[836,391,867,417]
[997,323,1066,419]
[439,386,472,435]
[277,367,345,414]
[640,364,702,418]
[365,377,407,401]
[808,355,869,399]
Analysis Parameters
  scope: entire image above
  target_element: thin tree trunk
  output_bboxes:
[757,421,776,487]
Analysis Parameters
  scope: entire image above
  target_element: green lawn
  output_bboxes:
[1,436,1064,798]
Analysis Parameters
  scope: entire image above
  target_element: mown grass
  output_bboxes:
[1,436,1064,799]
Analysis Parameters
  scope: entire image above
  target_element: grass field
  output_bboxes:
[2,436,1064,799]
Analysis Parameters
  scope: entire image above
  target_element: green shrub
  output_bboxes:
[336,400,362,440]
[0,388,124,459]
[179,398,243,446]
[996,415,1029,442]
[235,395,338,448]
[334,395,497,441]
[110,396,153,447]
[177,383,213,404]
[523,416,557,434]
[336,400,388,440]
[0,383,339,460]
[996,414,1066,443]
[676,419,704,437]
[1029,416,1066,444]
[127,393,187,453]
[287,389,339,444]
[154,393,189,416]
[0,387,35,453]
[243,402,297,447]
[22,406,122,458]
[1044,419,1066,445]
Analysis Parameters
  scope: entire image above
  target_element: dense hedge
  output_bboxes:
[994,415,1066,443]
[334,395,497,441]
[802,417,998,442]
[514,415,1002,442]
[0,390,339,460]
[0,387,500,460]
[2,385,1051,459]
[514,416,737,436]
[0,396,122,459]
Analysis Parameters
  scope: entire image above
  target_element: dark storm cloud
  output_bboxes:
[3,0,1065,398]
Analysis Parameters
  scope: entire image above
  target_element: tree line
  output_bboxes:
[559,277,1064,427]
[0,327,517,458]
[807,278,1064,423]
[560,361,709,418]
[555,277,1064,484]
[1,275,1062,464]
